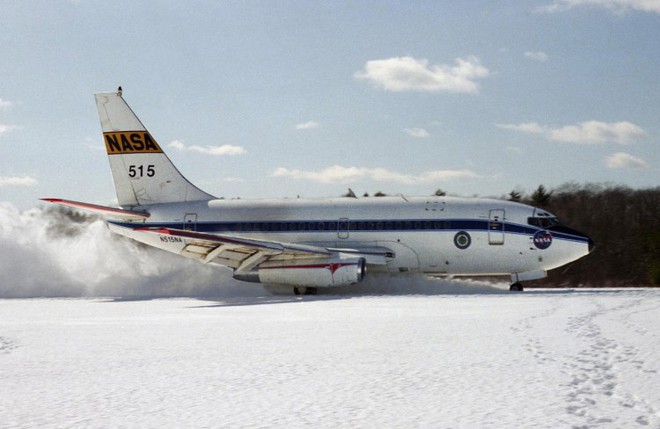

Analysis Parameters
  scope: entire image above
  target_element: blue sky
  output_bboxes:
[1,0,658,208]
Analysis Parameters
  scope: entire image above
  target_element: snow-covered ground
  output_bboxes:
[2,290,659,428]
[2,204,659,427]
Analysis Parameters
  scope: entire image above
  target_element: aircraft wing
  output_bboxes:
[41,198,150,221]
[137,227,390,272]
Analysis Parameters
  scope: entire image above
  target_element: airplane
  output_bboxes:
[43,89,594,294]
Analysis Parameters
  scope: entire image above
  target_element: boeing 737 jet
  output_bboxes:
[43,89,594,294]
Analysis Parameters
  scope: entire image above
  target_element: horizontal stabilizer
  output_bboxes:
[41,198,150,221]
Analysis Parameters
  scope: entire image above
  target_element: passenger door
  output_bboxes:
[488,209,505,245]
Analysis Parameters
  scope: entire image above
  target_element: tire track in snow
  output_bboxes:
[562,294,659,427]
[510,296,562,366]
[607,294,660,427]
[0,336,18,354]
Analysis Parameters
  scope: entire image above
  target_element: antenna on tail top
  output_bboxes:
[117,86,123,96]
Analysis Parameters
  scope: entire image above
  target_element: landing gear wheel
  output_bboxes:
[509,283,524,292]
[293,287,318,295]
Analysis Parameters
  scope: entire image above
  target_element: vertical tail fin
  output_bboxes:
[95,90,215,207]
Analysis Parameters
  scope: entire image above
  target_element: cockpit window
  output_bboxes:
[528,217,561,228]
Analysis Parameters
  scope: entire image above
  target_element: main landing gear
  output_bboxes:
[293,286,318,295]
[509,283,524,292]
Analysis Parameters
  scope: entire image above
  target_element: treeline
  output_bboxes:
[517,183,660,287]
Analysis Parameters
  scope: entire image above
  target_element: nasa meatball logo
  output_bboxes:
[454,231,472,250]
[533,230,553,249]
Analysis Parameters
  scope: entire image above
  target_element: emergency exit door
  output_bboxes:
[337,218,349,239]
[183,213,198,231]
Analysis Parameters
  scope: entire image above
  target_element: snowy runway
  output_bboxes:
[1,290,659,428]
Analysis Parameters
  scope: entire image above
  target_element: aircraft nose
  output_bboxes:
[588,236,596,253]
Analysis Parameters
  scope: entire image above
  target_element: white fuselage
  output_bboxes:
[108,195,592,281]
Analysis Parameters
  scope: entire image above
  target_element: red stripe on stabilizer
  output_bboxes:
[40,198,150,218]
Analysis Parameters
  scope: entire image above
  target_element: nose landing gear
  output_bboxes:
[510,271,545,292]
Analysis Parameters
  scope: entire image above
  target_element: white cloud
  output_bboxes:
[524,51,549,62]
[404,127,430,138]
[354,56,489,94]
[550,121,645,144]
[539,0,660,14]
[168,140,246,156]
[295,121,319,130]
[495,122,546,134]
[0,175,38,188]
[495,120,646,144]
[606,152,648,169]
[272,165,478,185]
[0,124,17,135]
[0,99,14,110]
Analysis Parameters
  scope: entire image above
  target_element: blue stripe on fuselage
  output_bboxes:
[109,218,590,244]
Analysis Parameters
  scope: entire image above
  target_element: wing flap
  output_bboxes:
[139,227,331,256]
[137,227,390,271]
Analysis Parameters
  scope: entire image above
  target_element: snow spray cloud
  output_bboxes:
[0,202,261,298]
[321,273,508,296]
[0,202,506,298]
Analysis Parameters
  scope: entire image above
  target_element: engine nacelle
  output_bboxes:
[255,256,366,288]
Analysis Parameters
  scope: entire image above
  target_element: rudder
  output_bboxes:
[95,89,215,207]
